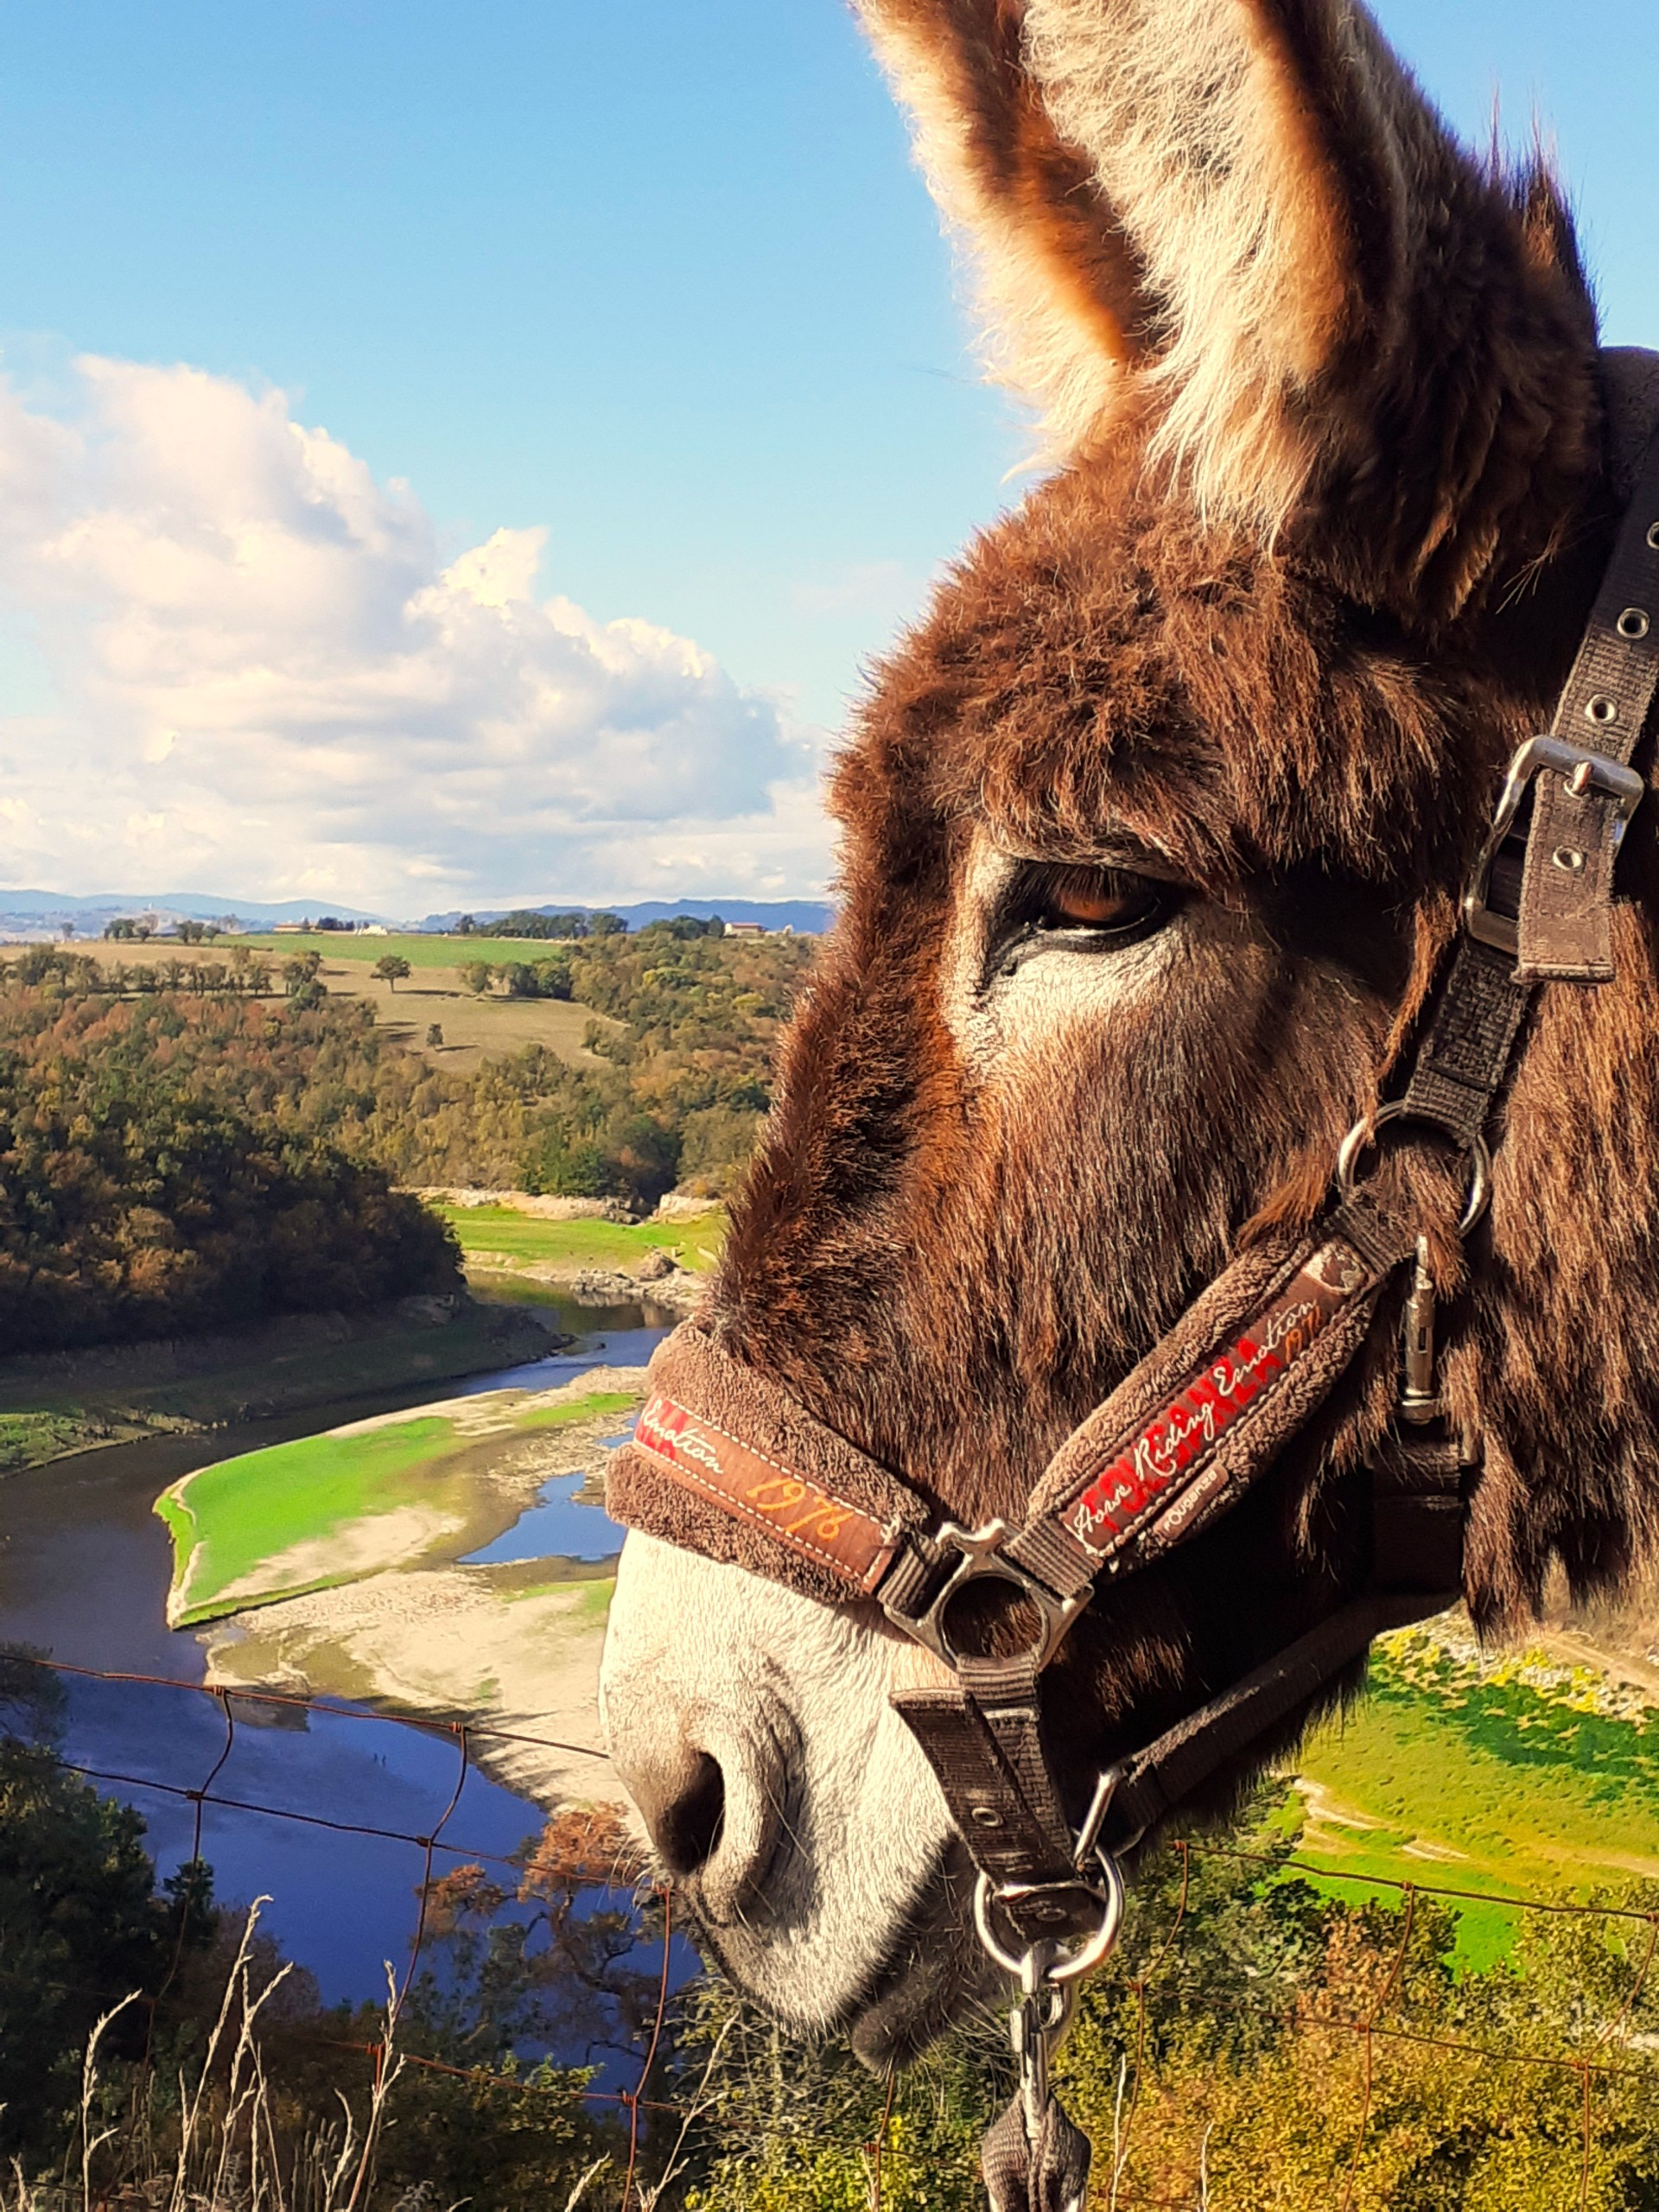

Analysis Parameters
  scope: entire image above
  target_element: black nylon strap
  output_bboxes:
[894,1668,1078,1896]
[1093,1590,1452,1860]
[1406,357,1659,1114]
[1398,935,1532,1147]
[1517,410,1659,981]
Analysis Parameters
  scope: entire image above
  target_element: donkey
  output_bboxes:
[601,0,1659,2082]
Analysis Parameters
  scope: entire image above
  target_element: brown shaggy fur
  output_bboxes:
[705,0,1657,1820]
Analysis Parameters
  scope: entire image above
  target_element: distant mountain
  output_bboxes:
[0,887,836,944]
[0,889,390,939]
[416,898,836,935]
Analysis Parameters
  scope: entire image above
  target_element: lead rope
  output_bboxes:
[975,1775,1125,2211]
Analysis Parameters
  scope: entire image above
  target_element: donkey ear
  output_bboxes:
[860,0,1597,601]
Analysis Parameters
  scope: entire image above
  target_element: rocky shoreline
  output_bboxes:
[0,1294,565,1475]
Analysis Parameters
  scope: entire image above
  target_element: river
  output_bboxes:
[0,1297,669,2037]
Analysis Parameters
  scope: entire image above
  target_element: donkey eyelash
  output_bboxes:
[988,863,1187,978]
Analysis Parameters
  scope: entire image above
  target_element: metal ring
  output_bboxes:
[1336,1103,1492,1236]
[973,1849,1126,1984]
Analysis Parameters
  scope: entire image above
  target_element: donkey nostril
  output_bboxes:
[654,1749,727,1878]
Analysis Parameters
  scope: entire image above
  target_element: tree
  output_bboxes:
[282,951,323,994]
[0,1739,171,2161]
[588,911,626,937]
[641,915,719,942]
[426,1023,445,1048]
[489,910,592,940]
[373,953,413,992]
[460,960,495,995]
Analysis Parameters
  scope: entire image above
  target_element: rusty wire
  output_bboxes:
[11,1653,1659,2205]
[620,1887,673,2211]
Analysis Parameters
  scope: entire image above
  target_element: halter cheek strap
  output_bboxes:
[610,1183,1419,1902]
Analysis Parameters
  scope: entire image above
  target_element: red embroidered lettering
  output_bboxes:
[1064,1274,1344,1555]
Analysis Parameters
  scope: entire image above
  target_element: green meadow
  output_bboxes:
[433,1201,725,1276]
[157,1387,638,1627]
[1286,1625,1659,1967]
[235,931,561,969]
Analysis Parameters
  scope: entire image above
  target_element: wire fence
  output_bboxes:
[7,1650,1659,2211]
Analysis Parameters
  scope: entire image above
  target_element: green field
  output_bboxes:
[1286,1624,1659,1966]
[434,1202,726,1276]
[235,931,569,969]
[157,1386,638,1626]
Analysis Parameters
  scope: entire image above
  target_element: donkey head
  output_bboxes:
[601,0,1659,2064]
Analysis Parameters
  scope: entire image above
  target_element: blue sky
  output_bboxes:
[0,1,1652,912]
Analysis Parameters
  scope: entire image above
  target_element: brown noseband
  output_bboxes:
[607,353,1659,2205]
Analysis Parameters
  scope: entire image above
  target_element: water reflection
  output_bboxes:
[0,1296,669,2022]
[463,1471,625,1566]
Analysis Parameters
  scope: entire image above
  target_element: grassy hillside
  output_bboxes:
[1287,1619,1659,1966]
[433,1201,725,1282]
[90,932,611,1071]
[5,931,809,1239]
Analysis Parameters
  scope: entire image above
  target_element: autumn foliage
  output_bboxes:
[0,953,461,1350]
[0,929,814,1354]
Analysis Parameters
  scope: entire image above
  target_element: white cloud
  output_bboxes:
[0,355,833,912]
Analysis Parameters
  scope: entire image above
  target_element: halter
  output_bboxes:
[607,351,1659,2211]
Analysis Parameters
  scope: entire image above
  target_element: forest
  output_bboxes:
[0,930,811,1351]
[0,954,460,1352]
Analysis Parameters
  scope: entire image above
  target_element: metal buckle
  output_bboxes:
[975,1774,1128,2145]
[1463,736,1645,954]
[973,1770,1128,1978]
[888,1520,1088,1673]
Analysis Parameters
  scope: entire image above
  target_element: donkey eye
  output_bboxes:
[988,862,1185,979]
[1033,867,1168,933]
